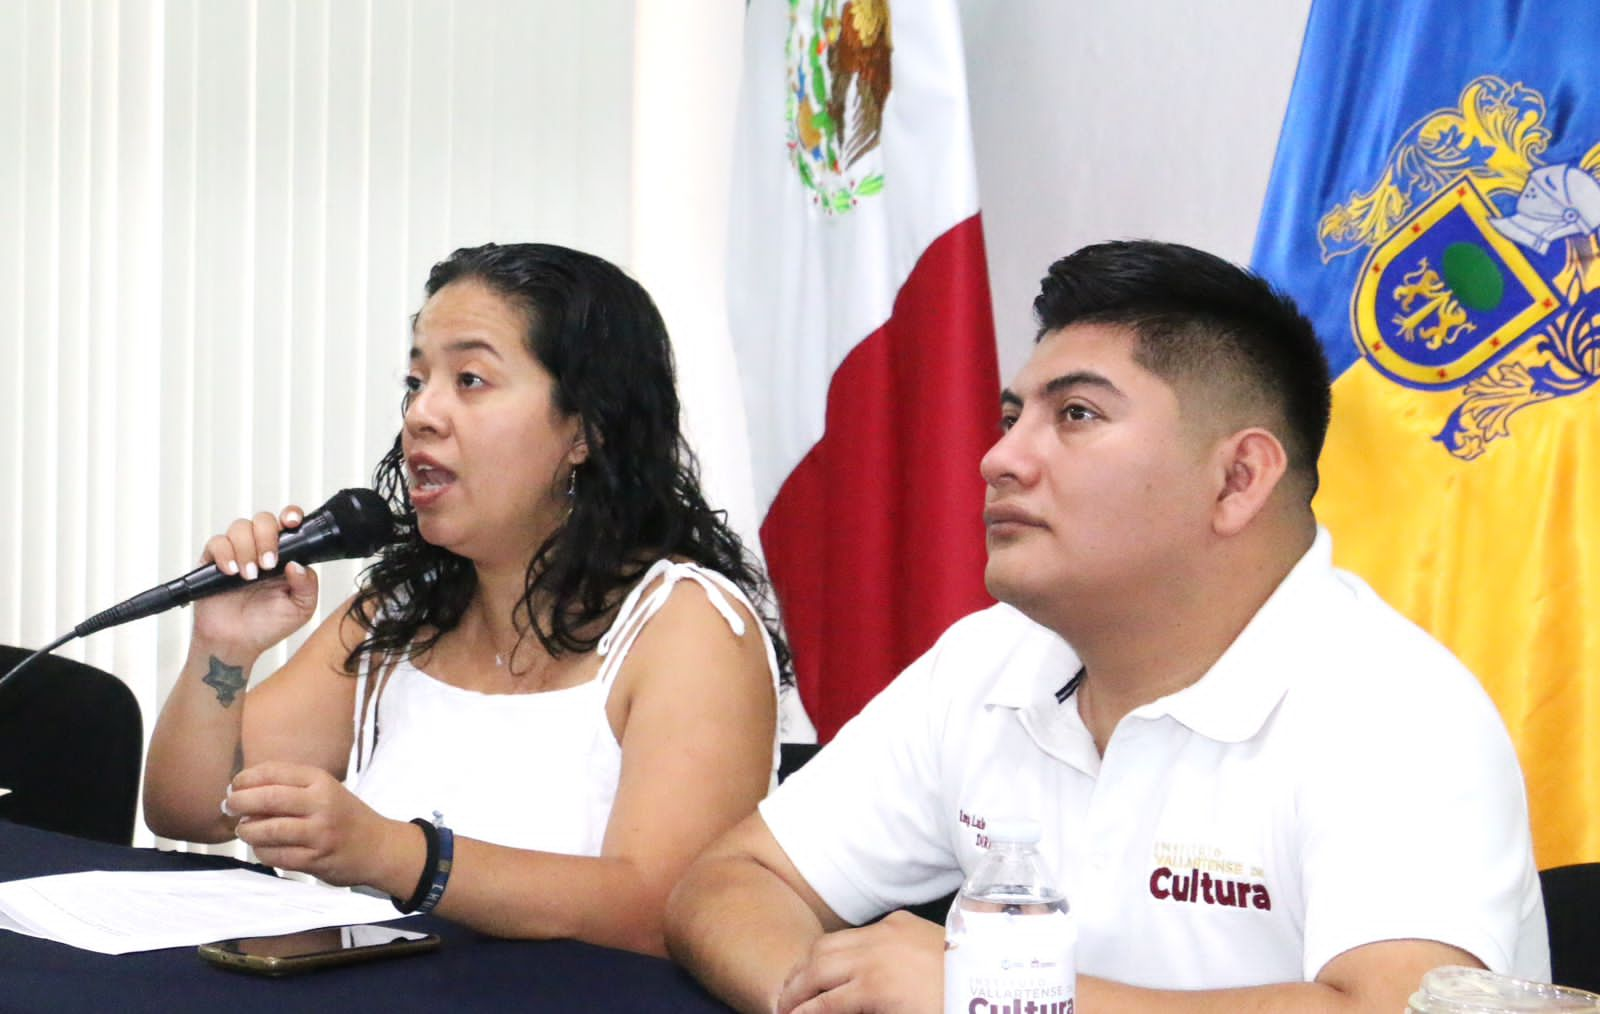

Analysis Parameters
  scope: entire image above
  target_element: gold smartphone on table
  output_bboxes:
[197,923,440,976]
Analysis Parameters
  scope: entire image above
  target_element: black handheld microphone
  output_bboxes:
[74,488,399,638]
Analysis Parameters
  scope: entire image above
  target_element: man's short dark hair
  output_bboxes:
[1033,240,1332,500]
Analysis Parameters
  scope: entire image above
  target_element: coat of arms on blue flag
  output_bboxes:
[1325,77,1599,459]
[1352,173,1558,390]
[1264,68,1600,460]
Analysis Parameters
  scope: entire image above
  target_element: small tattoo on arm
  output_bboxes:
[203,656,246,707]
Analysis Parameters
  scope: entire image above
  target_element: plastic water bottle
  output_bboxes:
[944,818,1075,1014]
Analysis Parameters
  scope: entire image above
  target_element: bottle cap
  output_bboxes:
[983,817,1042,845]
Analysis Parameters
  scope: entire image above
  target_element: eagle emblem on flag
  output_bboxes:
[785,0,892,215]
[1319,76,1600,459]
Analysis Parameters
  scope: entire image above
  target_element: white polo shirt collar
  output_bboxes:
[1149,527,1334,743]
[982,528,1335,748]
[981,628,1078,711]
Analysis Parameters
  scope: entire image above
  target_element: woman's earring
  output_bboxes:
[567,468,578,499]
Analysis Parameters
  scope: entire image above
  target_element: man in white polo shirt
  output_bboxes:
[666,240,1548,1012]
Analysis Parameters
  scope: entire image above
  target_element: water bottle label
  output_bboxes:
[944,914,1075,1014]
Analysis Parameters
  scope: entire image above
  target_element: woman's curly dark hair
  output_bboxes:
[343,242,791,682]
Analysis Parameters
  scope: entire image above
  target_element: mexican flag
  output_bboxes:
[729,0,999,741]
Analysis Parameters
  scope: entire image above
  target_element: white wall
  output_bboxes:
[959,0,1311,381]
[630,2,761,558]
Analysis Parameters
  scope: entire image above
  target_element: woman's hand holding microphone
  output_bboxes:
[191,505,321,663]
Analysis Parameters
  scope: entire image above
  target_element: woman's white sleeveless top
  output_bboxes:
[343,560,780,855]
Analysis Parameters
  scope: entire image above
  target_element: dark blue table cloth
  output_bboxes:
[0,820,730,1013]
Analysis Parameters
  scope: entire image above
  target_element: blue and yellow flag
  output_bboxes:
[1254,1,1600,868]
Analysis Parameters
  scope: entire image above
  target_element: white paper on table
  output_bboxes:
[0,868,413,955]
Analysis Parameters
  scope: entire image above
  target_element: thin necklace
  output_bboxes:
[474,597,515,671]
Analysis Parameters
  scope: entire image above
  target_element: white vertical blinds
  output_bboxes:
[0,0,636,844]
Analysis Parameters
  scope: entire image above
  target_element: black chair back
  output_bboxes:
[778,741,822,783]
[0,645,143,845]
[1541,862,1600,992]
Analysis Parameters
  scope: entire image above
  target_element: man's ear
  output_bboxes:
[1212,428,1289,537]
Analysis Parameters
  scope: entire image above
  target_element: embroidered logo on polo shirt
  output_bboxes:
[1148,840,1272,912]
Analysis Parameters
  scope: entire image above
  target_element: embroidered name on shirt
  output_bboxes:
[1148,866,1272,910]
[960,809,991,849]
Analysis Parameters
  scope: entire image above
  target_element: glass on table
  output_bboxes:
[1408,966,1600,1013]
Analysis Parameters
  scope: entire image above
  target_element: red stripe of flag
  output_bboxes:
[760,213,999,741]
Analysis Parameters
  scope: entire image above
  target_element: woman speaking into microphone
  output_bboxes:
[142,243,787,956]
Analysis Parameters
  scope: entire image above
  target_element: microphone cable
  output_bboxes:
[0,631,80,696]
